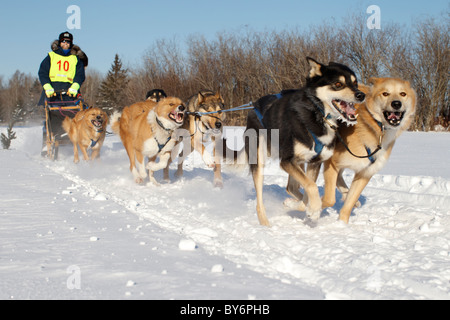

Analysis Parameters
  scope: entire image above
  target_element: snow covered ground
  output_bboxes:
[1,125,449,300]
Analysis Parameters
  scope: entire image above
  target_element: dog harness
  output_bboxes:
[335,119,385,165]
[365,146,376,164]
[254,108,265,127]
[307,129,326,159]
[90,139,98,148]
[310,94,385,164]
[155,116,172,153]
[254,92,333,159]
[253,92,284,128]
[89,128,104,148]
[155,136,171,153]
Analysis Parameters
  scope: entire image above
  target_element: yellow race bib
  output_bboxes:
[48,51,78,83]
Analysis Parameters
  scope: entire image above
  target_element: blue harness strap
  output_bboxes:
[253,92,284,128]
[365,146,376,164]
[156,136,171,153]
[308,129,325,159]
[90,139,98,148]
[254,108,265,127]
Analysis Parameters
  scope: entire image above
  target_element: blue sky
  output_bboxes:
[0,0,447,81]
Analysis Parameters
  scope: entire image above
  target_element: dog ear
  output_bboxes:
[368,77,382,86]
[306,57,323,78]
[214,89,224,104]
[198,92,206,104]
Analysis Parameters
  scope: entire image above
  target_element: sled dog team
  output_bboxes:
[62,57,416,226]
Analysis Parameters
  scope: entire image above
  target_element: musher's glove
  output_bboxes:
[43,83,55,98]
[68,83,80,97]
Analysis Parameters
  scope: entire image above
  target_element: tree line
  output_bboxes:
[0,13,448,131]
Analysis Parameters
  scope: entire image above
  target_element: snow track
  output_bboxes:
[32,127,450,300]
[4,126,448,299]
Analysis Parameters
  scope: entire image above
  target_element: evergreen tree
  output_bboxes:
[1,111,17,150]
[98,54,129,113]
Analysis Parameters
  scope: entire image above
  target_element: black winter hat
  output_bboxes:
[58,31,73,44]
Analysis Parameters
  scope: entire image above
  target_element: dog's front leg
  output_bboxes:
[148,169,159,186]
[322,160,339,208]
[281,160,322,221]
[335,169,362,207]
[213,137,223,188]
[339,173,371,223]
[146,152,171,176]
[285,163,321,211]
[79,143,90,161]
[284,174,305,210]
[90,148,100,161]
[193,133,214,168]
[133,151,148,184]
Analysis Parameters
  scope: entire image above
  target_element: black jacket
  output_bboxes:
[38,41,87,105]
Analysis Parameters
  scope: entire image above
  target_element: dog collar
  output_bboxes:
[155,116,172,132]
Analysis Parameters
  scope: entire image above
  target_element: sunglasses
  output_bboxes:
[61,40,71,44]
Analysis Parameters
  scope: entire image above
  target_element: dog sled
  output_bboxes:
[41,90,88,160]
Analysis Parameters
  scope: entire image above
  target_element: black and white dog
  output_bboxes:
[246,57,365,226]
[146,89,167,102]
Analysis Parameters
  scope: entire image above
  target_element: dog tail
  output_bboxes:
[110,111,122,135]
[62,116,72,134]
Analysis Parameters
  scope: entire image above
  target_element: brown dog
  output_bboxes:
[62,107,108,163]
[111,97,185,185]
[319,77,417,223]
[164,90,226,187]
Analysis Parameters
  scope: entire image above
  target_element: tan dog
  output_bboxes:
[319,77,416,223]
[62,107,108,163]
[111,97,185,185]
[164,90,226,187]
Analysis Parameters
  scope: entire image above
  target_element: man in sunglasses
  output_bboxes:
[38,31,87,104]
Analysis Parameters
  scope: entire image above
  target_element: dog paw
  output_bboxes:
[148,176,160,187]
[306,208,321,222]
[283,198,306,211]
[214,179,223,189]
[283,197,298,208]
[174,169,184,178]
[202,152,215,168]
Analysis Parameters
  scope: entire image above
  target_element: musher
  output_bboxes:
[38,31,87,105]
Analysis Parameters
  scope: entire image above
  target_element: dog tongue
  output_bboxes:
[340,101,356,116]
[388,112,401,120]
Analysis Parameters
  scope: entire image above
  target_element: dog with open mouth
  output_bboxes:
[62,107,109,163]
[163,90,226,188]
[111,97,185,185]
[318,77,417,223]
[244,57,365,226]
